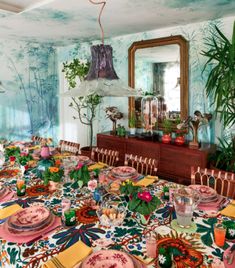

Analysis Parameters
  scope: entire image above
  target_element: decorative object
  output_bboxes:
[26,185,51,197]
[174,119,187,145]
[223,221,235,240]
[158,247,172,268]
[177,111,212,149]
[145,231,157,258]
[141,94,158,135]
[201,22,235,130]
[69,163,90,188]
[120,180,140,197]
[173,187,200,228]
[162,119,172,144]
[76,205,98,224]
[17,152,33,167]
[43,166,64,186]
[64,209,77,226]
[87,179,98,192]
[214,223,226,247]
[16,179,26,196]
[129,111,136,135]
[5,146,20,159]
[105,106,123,135]
[128,190,161,225]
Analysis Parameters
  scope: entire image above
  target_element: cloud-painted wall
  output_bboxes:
[58,16,235,147]
[0,41,59,142]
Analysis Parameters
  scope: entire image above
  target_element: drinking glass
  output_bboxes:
[214,223,226,247]
[61,198,71,215]
[64,209,76,226]
[145,231,157,258]
[16,179,26,196]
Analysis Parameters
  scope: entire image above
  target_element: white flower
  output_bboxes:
[158,254,166,264]
[70,216,75,222]
[228,228,235,236]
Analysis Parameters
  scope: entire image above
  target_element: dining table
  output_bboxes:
[0,141,234,268]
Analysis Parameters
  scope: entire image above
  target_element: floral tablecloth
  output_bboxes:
[0,157,234,268]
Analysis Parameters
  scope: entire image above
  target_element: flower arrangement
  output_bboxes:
[128,190,161,216]
[43,166,64,186]
[17,152,33,166]
[69,163,90,188]
[88,179,98,192]
[120,180,140,196]
[5,146,21,158]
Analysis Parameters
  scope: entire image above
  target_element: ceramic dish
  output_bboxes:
[188,185,217,201]
[111,166,137,178]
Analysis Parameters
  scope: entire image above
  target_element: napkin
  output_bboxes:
[88,162,107,171]
[220,200,235,218]
[42,240,92,268]
[134,175,158,187]
[0,204,22,220]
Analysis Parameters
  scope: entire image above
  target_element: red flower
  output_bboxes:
[137,191,153,203]
[9,156,16,161]
[75,162,84,170]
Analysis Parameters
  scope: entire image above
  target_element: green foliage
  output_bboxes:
[43,167,64,186]
[17,154,33,166]
[129,113,136,128]
[201,22,235,128]
[210,138,235,172]
[162,119,173,134]
[120,180,140,196]
[69,165,90,187]
[62,59,90,88]
[5,147,20,158]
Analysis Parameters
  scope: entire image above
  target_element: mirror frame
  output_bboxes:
[128,35,189,126]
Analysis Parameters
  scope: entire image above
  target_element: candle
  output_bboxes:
[16,179,26,196]
[145,231,157,258]
[214,223,226,247]
[64,209,76,226]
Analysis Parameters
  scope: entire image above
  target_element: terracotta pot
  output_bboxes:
[80,146,93,158]
[161,134,172,144]
[175,136,185,146]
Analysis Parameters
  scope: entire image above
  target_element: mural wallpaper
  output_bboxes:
[0,41,59,142]
[58,16,235,146]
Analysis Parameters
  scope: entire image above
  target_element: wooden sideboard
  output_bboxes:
[97,132,216,185]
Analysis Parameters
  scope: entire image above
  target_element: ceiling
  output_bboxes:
[0,0,234,46]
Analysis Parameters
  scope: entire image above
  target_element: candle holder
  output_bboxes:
[64,209,77,226]
[16,179,26,196]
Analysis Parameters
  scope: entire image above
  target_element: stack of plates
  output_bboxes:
[108,166,138,182]
[0,187,14,202]
[79,250,144,268]
[7,206,54,235]
[188,185,218,203]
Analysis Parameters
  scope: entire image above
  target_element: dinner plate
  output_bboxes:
[111,166,137,178]
[80,250,135,268]
[188,185,217,201]
[108,172,139,182]
[77,155,90,162]
[7,206,51,230]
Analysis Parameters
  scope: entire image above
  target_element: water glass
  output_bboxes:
[214,223,226,247]
[145,231,157,258]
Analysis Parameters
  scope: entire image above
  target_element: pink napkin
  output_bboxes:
[0,216,61,243]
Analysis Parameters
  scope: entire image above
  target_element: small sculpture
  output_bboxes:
[177,110,212,149]
[105,107,123,135]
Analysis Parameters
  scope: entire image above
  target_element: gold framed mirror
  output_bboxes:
[128,35,188,129]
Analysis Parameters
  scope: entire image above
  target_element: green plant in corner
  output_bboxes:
[162,119,172,134]
[62,59,102,149]
[201,22,235,129]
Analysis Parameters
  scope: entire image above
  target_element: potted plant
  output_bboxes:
[43,166,64,190]
[129,112,136,135]
[162,119,172,144]
[128,190,161,225]
[201,22,235,171]
[62,59,102,156]
[69,162,90,188]
[120,180,140,201]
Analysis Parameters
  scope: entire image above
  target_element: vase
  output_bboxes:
[162,134,171,144]
[175,136,185,146]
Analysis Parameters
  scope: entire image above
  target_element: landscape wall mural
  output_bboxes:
[58,16,235,146]
[0,41,59,142]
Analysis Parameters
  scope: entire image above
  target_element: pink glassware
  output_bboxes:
[40,146,50,159]
[145,231,157,258]
[61,199,71,214]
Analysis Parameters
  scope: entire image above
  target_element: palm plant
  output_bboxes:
[201,22,235,128]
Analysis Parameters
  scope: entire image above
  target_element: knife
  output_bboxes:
[26,225,62,246]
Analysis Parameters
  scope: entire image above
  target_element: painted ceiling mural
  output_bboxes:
[0,0,234,45]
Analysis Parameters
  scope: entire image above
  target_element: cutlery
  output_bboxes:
[26,225,62,246]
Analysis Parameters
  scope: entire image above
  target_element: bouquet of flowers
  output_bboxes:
[43,166,64,185]
[5,146,21,158]
[120,180,140,196]
[17,152,33,166]
[128,190,161,216]
[69,163,90,188]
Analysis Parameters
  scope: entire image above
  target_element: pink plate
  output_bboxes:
[188,185,217,200]
[223,246,235,268]
[80,250,135,268]
[77,155,89,162]
[112,166,137,178]
[8,206,50,229]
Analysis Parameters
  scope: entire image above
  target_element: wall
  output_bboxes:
[0,41,59,142]
[58,16,235,147]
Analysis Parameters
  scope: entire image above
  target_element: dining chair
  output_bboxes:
[31,136,53,145]
[191,166,235,198]
[59,140,80,155]
[91,147,119,166]
[124,154,158,176]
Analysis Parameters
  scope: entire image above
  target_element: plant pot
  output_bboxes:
[129,128,136,135]
[161,134,172,144]
[175,136,185,146]
[80,146,93,158]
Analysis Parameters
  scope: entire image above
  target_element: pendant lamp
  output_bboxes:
[63,0,140,97]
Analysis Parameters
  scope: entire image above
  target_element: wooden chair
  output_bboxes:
[91,147,119,166]
[59,140,80,155]
[31,135,44,143]
[124,154,158,176]
[191,166,235,198]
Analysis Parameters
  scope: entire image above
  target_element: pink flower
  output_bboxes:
[88,179,98,192]
[75,162,83,170]
[20,152,28,156]
[137,191,153,203]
